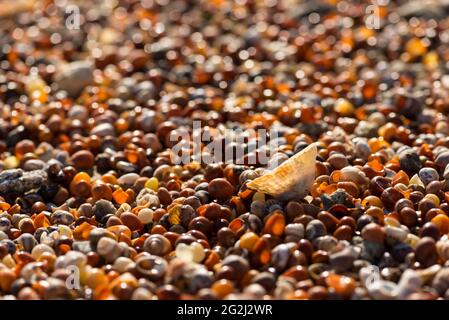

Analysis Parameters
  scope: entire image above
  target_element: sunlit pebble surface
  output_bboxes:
[1,0,449,300]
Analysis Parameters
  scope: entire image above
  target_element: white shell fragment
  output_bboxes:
[247,143,317,201]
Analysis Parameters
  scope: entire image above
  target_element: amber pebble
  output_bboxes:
[208,178,234,202]
[113,188,130,205]
[365,206,384,224]
[204,250,220,270]
[361,196,383,208]
[239,232,259,252]
[392,170,409,186]
[0,268,16,292]
[32,213,52,233]
[431,214,449,235]
[262,213,285,236]
[361,223,385,243]
[252,237,271,265]
[70,150,94,169]
[120,212,143,231]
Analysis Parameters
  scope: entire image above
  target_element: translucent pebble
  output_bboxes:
[58,225,73,238]
[425,193,440,206]
[145,177,159,191]
[409,174,424,187]
[3,156,19,169]
[334,98,354,116]
[175,242,205,263]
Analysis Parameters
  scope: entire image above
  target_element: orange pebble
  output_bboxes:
[33,212,50,229]
[325,273,356,298]
[431,214,449,235]
[211,279,234,299]
[73,222,94,240]
[112,188,130,204]
[263,212,285,236]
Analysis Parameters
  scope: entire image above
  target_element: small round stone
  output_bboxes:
[208,178,234,202]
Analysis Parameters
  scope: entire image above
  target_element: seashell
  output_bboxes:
[175,242,205,263]
[135,254,167,281]
[247,143,317,201]
[436,239,449,262]
[143,234,172,256]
